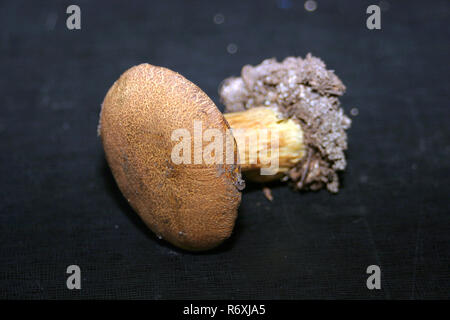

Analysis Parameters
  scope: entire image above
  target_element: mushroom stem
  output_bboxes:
[223,106,305,181]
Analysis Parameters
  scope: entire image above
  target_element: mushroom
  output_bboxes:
[99,55,351,251]
[99,64,244,251]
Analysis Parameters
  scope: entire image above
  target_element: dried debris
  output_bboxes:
[262,187,273,201]
[220,54,351,193]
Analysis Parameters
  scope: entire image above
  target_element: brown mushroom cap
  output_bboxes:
[99,64,243,251]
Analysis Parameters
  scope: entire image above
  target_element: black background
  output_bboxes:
[1,0,449,299]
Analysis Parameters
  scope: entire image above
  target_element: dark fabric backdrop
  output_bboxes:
[0,0,449,299]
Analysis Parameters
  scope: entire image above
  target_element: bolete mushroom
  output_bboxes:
[99,55,351,251]
[99,64,244,251]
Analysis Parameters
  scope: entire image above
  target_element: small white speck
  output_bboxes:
[167,250,179,256]
[227,43,238,54]
[213,13,225,24]
[350,107,359,116]
[114,225,119,229]
[304,0,317,12]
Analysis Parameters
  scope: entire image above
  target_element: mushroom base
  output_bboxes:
[220,54,352,193]
[224,107,305,180]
